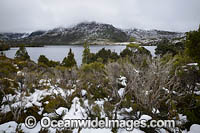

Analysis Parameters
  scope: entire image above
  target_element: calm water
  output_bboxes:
[4,45,156,66]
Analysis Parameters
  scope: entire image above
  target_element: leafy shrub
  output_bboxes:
[103,101,114,118]
[81,62,105,73]
[0,44,10,51]
[44,96,67,113]
[92,104,101,117]
[129,37,136,42]
[79,62,111,100]
[155,39,184,56]
[82,43,119,64]
[94,48,119,64]
[0,61,17,78]
[185,26,200,63]
[120,48,133,58]
[38,55,49,65]
[38,55,60,67]
[127,43,151,56]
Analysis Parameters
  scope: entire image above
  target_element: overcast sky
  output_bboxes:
[0,0,199,33]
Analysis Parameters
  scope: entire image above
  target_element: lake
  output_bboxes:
[3,45,156,66]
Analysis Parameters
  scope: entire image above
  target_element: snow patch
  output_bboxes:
[81,90,87,96]
[125,107,133,113]
[56,107,68,116]
[0,121,17,133]
[152,108,160,114]
[188,124,200,133]
[63,97,87,120]
[139,115,152,121]
[119,76,127,86]
[187,63,198,66]
[118,88,125,97]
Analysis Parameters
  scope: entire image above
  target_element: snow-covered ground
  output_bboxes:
[0,76,199,133]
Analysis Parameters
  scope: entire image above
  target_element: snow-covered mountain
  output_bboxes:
[1,22,185,45]
[124,28,184,40]
[0,33,29,40]
[124,28,185,45]
[24,22,128,45]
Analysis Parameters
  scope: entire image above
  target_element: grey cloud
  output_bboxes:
[0,0,199,33]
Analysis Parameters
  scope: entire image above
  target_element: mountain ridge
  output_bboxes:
[0,22,185,46]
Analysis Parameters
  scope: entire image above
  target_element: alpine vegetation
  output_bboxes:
[0,26,200,132]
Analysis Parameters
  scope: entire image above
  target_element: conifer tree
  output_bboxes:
[15,45,30,60]
[62,48,77,68]
[82,42,91,64]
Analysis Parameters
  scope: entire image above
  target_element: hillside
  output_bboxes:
[1,22,185,46]
[124,28,185,45]
[17,22,128,45]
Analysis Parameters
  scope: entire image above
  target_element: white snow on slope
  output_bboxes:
[63,97,87,120]
[0,121,18,133]
[1,86,67,114]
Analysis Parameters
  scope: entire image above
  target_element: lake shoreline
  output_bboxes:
[5,41,155,50]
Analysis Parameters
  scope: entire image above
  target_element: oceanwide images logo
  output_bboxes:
[25,116,175,131]
[25,116,37,129]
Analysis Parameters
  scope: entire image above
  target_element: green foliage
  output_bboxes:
[0,40,10,51]
[155,39,184,56]
[82,42,119,64]
[44,96,67,113]
[103,101,114,118]
[0,80,16,95]
[48,60,60,67]
[15,45,30,61]
[95,48,119,64]
[21,106,42,123]
[79,62,110,100]
[141,58,148,68]
[129,37,136,42]
[0,79,17,104]
[172,54,192,70]
[62,48,77,68]
[16,60,37,71]
[127,43,140,49]
[177,95,200,129]
[156,44,176,56]
[82,42,91,64]
[38,55,60,67]
[92,104,101,117]
[120,48,133,58]
[81,62,105,73]
[0,44,10,51]
[38,55,49,65]
[138,47,151,56]
[121,93,132,108]
[185,26,200,63]
[127,43,151,56]
[160,54,173,65]
[0,61,17,78]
